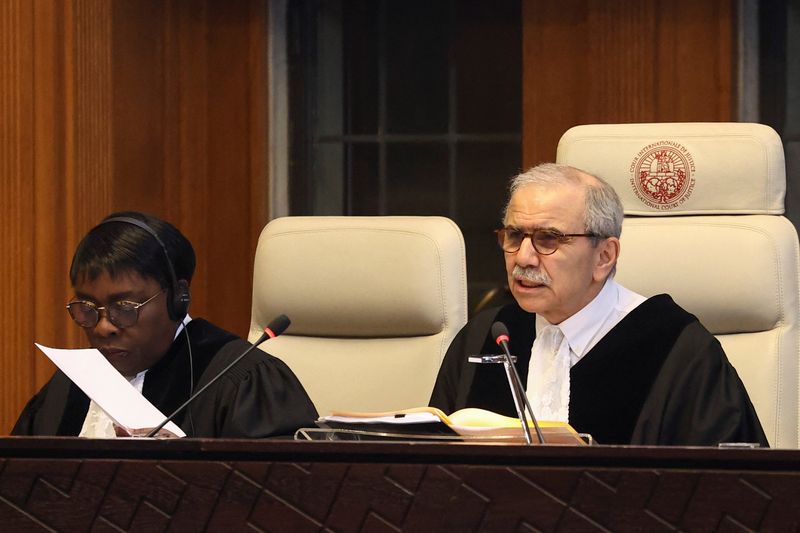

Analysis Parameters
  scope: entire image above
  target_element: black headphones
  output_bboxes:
[101,216,191,322]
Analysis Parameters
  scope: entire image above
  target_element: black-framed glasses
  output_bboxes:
[66,290,164,329]
[495,227,601,255]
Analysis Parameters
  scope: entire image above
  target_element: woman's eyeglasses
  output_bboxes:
[66,290,164,328]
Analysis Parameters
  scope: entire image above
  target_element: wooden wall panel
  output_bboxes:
[203,0,266,326]
[0,0,37,435]
[0,0,269,434]
[111,0,165,212]
[522,0,735,167]
[32,0,74,395]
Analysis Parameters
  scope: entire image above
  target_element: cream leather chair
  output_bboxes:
[556,122,800,448]
[249,216,468,417]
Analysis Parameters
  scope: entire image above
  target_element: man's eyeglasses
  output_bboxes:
[495,227,601,255]
[66,290,164,329]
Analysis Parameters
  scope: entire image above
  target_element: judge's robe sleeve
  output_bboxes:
[12,376,61,435]
[11,370,89,436]
[429,306,501,414]
[187,342,319,438]
[429,321,470,414]
[631,321,769,447]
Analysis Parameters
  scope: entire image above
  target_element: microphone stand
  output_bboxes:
[144,337,268,437]
[492,322,545,445]
[499,344,545,445]
[144,314,290,438]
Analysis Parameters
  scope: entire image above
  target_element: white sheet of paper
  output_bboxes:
[35,343,186,437]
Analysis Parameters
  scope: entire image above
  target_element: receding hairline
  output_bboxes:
[504,164,609,220]
[504,175,594,221]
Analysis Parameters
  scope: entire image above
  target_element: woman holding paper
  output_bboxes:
[12,212,317,438]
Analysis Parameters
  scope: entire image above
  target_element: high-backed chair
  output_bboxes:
[556,122,800,448]
[249,216,468,417]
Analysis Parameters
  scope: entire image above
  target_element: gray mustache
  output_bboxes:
[512,265,551,286]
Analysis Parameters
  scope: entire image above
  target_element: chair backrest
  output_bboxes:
[556,122,800,448]
[249,216,468,417]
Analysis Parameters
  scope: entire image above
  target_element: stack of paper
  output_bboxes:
[318,406,587,445]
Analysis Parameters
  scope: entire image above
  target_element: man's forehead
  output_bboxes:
[506,183,586,221]
[512,180,583,199]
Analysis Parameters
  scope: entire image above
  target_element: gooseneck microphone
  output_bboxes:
[491,321,545,444]
[144,314,291,438]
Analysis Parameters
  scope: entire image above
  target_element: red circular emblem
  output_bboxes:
[629,142,695,210]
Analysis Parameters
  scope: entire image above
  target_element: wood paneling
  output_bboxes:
[522,0,735,167]
[0,0,269,434]
[1,0,37,435]
[32,0,75,393]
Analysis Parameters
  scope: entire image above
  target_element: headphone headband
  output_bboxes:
[99,216,190,321]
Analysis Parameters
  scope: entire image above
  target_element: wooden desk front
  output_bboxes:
[0,438,798,531]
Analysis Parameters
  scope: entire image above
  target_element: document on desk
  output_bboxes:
[35,343,186,437]
[319,407,587,444]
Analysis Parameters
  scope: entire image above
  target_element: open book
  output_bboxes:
[317,406,587,445]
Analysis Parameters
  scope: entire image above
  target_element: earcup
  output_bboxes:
[169,281,191,321]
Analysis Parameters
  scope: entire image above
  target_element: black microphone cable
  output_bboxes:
[183,323,195,437]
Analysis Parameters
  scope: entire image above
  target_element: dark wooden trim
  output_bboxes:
[0,439,798,531]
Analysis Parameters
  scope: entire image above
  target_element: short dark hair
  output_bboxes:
[69,211,196,288]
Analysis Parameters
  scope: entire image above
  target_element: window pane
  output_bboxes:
[457,142,521,309]
[385,1,450,134]
[288,0,522,314]
[311,142,345,214]
[455,0,522,134]
[386,143,449,214]
[315,1,345,137]
[343,2,379,135]
[350,144,379,215]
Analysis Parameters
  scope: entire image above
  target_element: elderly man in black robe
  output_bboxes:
[430,163,767,446]
[13,211,317,438]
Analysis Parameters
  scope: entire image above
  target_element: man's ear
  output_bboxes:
[593,237,620,281]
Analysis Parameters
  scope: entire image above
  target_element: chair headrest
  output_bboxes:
[251,216,467,338]
[556,122,785,216]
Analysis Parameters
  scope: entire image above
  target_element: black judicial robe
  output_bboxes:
[430,295,768,446]
[12,319,318,438]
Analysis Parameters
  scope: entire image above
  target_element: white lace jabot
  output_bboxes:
[79,371,146,438]
[527,325,569,421]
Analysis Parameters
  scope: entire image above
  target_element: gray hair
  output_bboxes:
[503,163,624,240]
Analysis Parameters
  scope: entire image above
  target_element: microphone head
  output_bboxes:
[265,314,291,338]
[491,321,510,345]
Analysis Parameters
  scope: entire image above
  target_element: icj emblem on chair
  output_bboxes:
[629,141,696,210]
